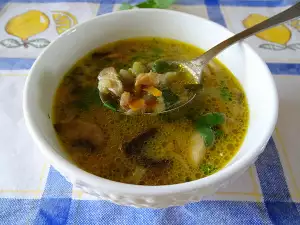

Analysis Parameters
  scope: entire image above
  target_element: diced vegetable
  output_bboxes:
[164,72,178,84]
[152,60,173,73]
[132,62,147,75]
[129,99,145,111]
[144,86,162,97]
[188,132,206,167]
[119,69,135,83]
[97,59,194,114]
[196,127,215,147]
[135,72,160,94]
[153,96,165,114]
[196,112,225,127]
[120,92,131,110]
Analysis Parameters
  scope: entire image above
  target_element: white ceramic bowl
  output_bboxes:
[23,9,278,208]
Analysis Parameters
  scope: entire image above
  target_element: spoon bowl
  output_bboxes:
[161,2,299,112]
[99,2,299,115]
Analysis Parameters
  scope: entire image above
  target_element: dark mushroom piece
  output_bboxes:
[122,128,158,156]
[120,128,172,169]
[54,119,106,152]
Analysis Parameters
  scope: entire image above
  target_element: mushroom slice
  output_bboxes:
[97,67,123,97]
[120,128,158,156]
[54,120,106,152]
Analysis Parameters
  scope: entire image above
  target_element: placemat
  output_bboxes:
[0,0,299,224]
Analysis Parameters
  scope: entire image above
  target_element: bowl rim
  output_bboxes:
[23,8,278,196]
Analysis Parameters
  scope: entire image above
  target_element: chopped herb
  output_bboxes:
[214,129,224,138]
[154,0,176,8]
[220,86,232,101]
[72,87,102,110]
[196,126,215,147]
[196,112,225,127]
[80,87,102,106]
[124,0,175,9]
[200,164,217,175]
[151,60,179,73]
[152,60,174,73]
[162,89,179,108]
[135,0,156,8]
[119,2,134,10]
[47,114,50,119]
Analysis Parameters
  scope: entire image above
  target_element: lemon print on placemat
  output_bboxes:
[290,19,300,32]
[243,14,300,51]
[52,11,78,34]
[1,10,50,48]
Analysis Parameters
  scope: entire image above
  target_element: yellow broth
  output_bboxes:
[52,37,249,185]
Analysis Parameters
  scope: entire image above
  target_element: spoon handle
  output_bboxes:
[193,2,300,66]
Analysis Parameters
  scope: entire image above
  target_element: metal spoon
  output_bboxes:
[161,2,300,113]
[100,2,300,114]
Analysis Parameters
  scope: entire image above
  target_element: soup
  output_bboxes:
[97,59,197,114]
[53,37,249,185]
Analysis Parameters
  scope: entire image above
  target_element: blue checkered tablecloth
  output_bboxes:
[1,0,300,224]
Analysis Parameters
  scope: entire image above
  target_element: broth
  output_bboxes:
[53,37,249,185]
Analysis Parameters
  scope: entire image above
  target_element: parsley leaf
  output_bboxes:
[196,112,225,127]
[220,86,232,101]
[72,87,102,110]
[120,0,176,10]
[154,0,175,8]
[196,127,215,147]
[200,164,217,175]
[120,3,134,10]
